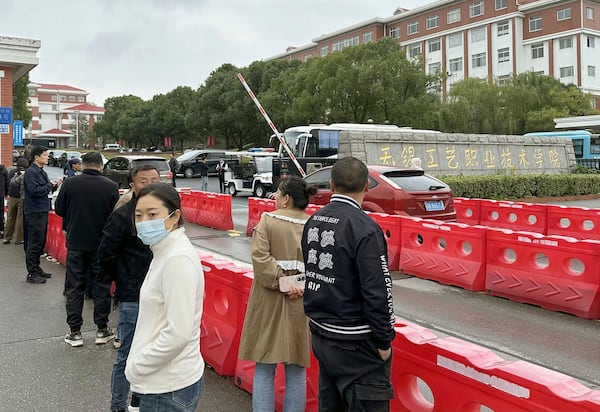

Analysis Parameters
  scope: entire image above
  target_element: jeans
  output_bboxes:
[25,212,48,276]
[65,250,112,331]
[201,175,208,192]
[253,363,306,412]
[138,376,204,412]
[111,302,139,410]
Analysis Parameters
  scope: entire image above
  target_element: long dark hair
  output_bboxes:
[136,182,184,226]
[278,176,318,210]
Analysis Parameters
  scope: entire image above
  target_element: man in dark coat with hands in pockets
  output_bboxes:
[55,151,120,348]
[302,156,396,412]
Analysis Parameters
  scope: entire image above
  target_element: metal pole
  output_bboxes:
[75,111,79,148]
[236,73,306,177]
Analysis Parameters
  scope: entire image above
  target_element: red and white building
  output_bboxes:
[27,82,104,148]
[269,0,600,108]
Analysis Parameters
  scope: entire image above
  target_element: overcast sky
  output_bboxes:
[3,1,426,106]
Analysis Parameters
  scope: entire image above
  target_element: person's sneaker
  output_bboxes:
[40,271,52,278]
[64,331,83,347]
[128,406,140,412]
[26,275,46,284]
[95,328,115,345]
[2,239,10,244]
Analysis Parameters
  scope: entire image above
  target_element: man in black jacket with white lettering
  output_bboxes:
[302,157,396,412]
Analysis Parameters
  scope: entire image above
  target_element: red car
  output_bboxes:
[303,165,456,220]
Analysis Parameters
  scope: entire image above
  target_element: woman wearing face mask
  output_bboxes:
[124,182,205,412]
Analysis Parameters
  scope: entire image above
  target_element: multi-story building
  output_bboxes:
[269,0,600,108]
[27,82,104,148]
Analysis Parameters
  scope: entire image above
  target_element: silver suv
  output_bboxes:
[102,155,172,188]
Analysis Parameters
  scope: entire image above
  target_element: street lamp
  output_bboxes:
[74,110,79,148]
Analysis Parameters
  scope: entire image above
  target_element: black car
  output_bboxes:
[103,155,172,188]
[176,150,239,178]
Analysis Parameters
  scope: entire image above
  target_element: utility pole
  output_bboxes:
[75,110,79,148]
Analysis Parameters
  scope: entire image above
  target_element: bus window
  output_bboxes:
[572,140,584,157]
[590,138,600,154]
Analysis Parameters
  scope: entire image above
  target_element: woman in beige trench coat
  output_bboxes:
[238,176,317,412]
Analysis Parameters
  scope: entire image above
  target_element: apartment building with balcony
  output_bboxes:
[27,82,104,148]
[269,0,600,108]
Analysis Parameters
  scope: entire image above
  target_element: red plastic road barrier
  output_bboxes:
[234,271,255,393]
[453,197,482,225]
[246,198,276,236]
[45,211,67,266]
[369,213,403,271]
[480,199,547,234]
[303,204,323,216]
[546,204,600,240]
[180,191,198,223]
[390,319,600,411]
[399,217,487,291]
[194,191,233,230]
[486,228,600,319]
[199,258,250,376]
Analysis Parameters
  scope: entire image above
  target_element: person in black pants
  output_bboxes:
[23,146,62,284]
[0,162,9,237]
[302,157,396,411]
[55,152,120,348]
[168,152,178,187]
[216,156,228,193]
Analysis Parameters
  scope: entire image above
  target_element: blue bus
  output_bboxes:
[524,130,600,161]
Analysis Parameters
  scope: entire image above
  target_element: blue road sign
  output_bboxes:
[13,120,23,146]
[0,107,12,124]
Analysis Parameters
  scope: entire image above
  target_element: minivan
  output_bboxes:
[176,150,239,178]
[104,144,124,151]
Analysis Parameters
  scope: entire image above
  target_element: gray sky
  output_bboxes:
[2,0,426,106]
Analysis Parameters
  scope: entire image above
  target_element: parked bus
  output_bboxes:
[524,130,600,167]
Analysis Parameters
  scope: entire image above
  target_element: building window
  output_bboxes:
[559,37,572,49]
[390,26,400,39]
[409,44,421,58]
[470,1,484,17]
[52,104,57,111]
[498,47,510,63]
[320,46,328,56]
[531,43,544,59]
[495,0,507,10]
[448,8,461,23]
[78,96,84,102]
[60,95,66,101]
[529,17,542,32]
[498,74,511,85]
[557,8,571,21]
[589,66,596,77]
[449,57,463,72]
[588,36,596,48]
[332,36,359,52]
[471,27,486,42]
[472,52,487,68]
[448,32,463,48]
[68,96,76,102]
[587,7,595,20]
[363,32,373,43]
[51,95,57,101]
[28,89,35,96]
[497,20,509,36]
[560,66,574,77]
[427,15,439,29]
[408,21,419,35]
[429,62,441,74]
[428,38,441,53]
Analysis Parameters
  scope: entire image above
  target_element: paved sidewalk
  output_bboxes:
[0,234,251,411]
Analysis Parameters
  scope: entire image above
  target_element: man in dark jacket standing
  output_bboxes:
[55,152,119,347]
[23,146,62,284]
[302,157,396,412]
[0,161,9,237]
[97,164,160,412]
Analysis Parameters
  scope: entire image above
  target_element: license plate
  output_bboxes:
[425,200,444,211]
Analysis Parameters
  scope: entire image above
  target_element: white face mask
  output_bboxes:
[135,211,175,245]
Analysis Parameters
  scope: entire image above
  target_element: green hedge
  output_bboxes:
[440,173,600,199]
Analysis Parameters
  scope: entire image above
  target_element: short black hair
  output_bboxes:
[82,151,103,167]
[331,157,368,194]
[128,164,160,184]
[30,146,48,163]
[136,182,184,226]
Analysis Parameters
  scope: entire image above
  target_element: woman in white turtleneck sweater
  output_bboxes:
[125,182,205,412]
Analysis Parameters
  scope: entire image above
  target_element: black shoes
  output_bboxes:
[26,275,46,284]
[2,239,10,244]
[40,271,52,278]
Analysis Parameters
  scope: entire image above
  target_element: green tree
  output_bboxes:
[12,74,32,125]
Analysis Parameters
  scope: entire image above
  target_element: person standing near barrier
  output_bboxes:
[3,158,28,245]
[168,152,178,187]
[23,146,62,284]
[216,156,228,193]
[238,176,317,412]
[302,157,396,412]
[55,152,120,347]
[125,182,205,411]
[0,161,9,238]
[97,165,160,412]
[199,155,209,191]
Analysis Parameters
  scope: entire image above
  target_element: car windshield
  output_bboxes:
[131,159,169,171]
[177,150,200,161]
[67,151,82,158]
[254,157,273,173]
[382,171,448,191]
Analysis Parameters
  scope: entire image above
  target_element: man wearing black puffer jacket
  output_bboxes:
[302,157,396,412]
[97,164,160,412]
